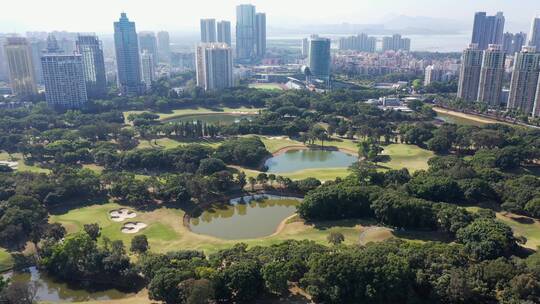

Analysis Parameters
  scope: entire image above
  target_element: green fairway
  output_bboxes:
[123,106,263,124]
[258,136,358,154]
[258,136,304,153]
[136,138,224,150]
[0,249,12,272]
[0,152,50,174]
[49,201,451,257]
[239,166,351,181]
[379,144,433,172]
[248,83,285,90]
[49,202,390,255]
[496,212,540,250]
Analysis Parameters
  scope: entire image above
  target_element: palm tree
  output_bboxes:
[248,177,256,191]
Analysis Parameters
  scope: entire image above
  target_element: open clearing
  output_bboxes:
[123,106,263,123]
[0,152,50,174]
[248,83,286,90]
[0,249,12,272]
[379,144,433,172]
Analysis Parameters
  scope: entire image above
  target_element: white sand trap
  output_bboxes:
[121,222,148,234]
[109,209,137,222]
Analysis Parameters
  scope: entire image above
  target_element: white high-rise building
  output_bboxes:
[478,44,506,106]
[457,44,484,102]
[424,65,444,86]
[141,50,155,90]
[41,35,87,108]
[196,43,233,91]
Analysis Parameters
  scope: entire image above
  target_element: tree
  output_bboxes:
[131,235,149,254]
[256,173,268,186]
[236,172,247,189]
[327,231,345,245]
[197,158,227,176]
[456,219,516,260]
[248,177,256,191]
[148,268,192,304]
[83,223,101,241]
[215,260,264,302]
[179,278,215,304]
[261,261,289,295]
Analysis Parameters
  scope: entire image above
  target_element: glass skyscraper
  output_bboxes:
[4,37,38,98]
[217,21,232,46]
[157,31,171,64]
[471,12,505,50]
[308,37,331,84]
[236,4,256,62]
[200,19,217,43]
[76,35,107,99]
[114,13,143,95]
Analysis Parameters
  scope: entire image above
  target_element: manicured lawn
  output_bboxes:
[50,202,449,258]
[49,202,393,255]
[0,249,13,272]
[240,167,350,181]
[258,136,359,154]
[248,83,285,91]
[258,136,304,153]
[379,144,433,172]
[136,138,224,150]
[124,106,263,124]
[0,152,50,174]
[496,212,540,250]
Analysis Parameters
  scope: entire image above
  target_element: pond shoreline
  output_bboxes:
[182,191,304,238]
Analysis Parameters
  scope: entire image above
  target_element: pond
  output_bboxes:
[189,195,302,239]
[264,149,358,174]
[167,113,255,125]
[3,267,133,302]
[435,112,487,127]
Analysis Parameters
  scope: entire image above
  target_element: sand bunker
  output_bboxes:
[110,209,137,222]
[121,222,148,234]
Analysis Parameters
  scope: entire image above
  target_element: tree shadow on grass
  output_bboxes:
[392,229,453,243]
[310,218,378,231]
[48,194,110,216]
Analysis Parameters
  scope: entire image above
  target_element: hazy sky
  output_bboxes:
[1,0,539,33]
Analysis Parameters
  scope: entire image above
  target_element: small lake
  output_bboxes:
[3,267,132,302]
[435,112,487,127]
[190,195,302,239]
[168,113,255,125]
[265,149,357,173]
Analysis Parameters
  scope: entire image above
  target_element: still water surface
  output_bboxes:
[265,149,357,173]
[190,196,301,239]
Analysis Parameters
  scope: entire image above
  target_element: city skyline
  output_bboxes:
[2,0,539,33]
